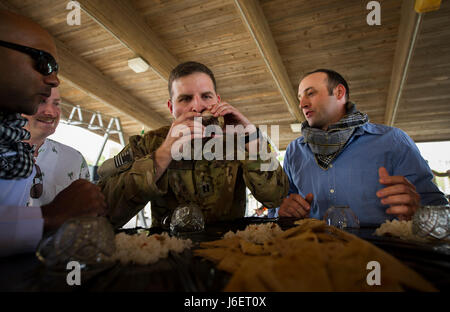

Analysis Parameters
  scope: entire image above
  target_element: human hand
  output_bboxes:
[279,193,314,218]
[41,179,107,232]
[153,112,205,181]
[208,101,253,130]
[159,111,205,157]
[376,167,420,221]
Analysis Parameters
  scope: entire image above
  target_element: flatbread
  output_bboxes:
[194,219,437,291]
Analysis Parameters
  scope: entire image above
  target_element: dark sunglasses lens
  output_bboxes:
[30,183,43,199]
[37,53,58,75]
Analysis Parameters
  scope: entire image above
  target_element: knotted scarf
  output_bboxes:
[0,112,34,179]
[301,102,369,170]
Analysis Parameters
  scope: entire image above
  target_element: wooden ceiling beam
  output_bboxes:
[233,0,304,123]
[0,0,15,11]
[384,0,423,126]
[78,0,179,81]
[55,39,167,130]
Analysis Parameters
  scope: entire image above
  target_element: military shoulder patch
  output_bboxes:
[114,147,133,168]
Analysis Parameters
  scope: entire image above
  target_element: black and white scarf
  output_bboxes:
[301,102,369,170]
[0,112,34,179]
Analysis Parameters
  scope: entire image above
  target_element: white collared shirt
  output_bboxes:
[28,138,90,207]
[0,139,89,257]
[0,166,44,257]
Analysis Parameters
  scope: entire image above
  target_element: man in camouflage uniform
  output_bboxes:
[98,62,288,228]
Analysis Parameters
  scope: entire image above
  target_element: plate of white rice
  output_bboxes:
[374,220,431,243]
[223,222,283,244]
[110,232,192,265]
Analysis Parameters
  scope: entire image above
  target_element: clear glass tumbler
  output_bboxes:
[36,216,116,268]
[412,204,450,240]
[170,203,205,234]
[323,205,360,230]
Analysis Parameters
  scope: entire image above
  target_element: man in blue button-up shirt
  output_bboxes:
[280,69,448,226]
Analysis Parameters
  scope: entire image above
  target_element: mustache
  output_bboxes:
[35,116,57,122]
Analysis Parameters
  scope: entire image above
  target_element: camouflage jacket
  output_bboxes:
[98,126,288,228]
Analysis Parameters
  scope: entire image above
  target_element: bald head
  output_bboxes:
[0,10,59,115]
[0,10,57,54]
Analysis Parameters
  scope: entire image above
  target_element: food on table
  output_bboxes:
[201,110,225,128]
[223,222,283,244]
[111,232,192,265]
[374,219,430,242]
[195,219,437,291]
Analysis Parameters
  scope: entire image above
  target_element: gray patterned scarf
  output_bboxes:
[0,112,34,179]
[301,102,368,170]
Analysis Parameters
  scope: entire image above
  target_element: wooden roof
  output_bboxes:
[1,0,449,149]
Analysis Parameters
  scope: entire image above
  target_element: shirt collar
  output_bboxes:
[355,123,385,135]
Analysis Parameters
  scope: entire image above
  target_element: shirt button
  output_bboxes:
[330,189,335,194]
[329,164,333,168]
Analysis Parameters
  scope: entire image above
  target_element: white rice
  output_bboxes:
[374,220,429,242]
[111,232,192,265]
[223,222,283,244]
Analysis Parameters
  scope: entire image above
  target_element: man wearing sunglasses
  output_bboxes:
[23,87,91,207]
[0,10,107,257]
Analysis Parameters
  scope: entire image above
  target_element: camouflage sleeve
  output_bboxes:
[97,129,169,228]
[240,154,289,209]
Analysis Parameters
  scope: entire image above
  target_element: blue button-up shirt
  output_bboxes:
[283,123,448,226]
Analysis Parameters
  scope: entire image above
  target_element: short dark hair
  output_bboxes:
[304,69,349,101]
[168,61,217,98]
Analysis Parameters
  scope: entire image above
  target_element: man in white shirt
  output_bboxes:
[0,10,107,257]
[23,87,91,207]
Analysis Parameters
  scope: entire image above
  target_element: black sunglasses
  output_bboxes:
[0,40,59,76]
[30,164,43,199]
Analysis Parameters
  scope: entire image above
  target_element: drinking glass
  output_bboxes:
[412,204,450,240]
[323,206,360,230]
[170,203,205,234]
[36,216,116,268]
